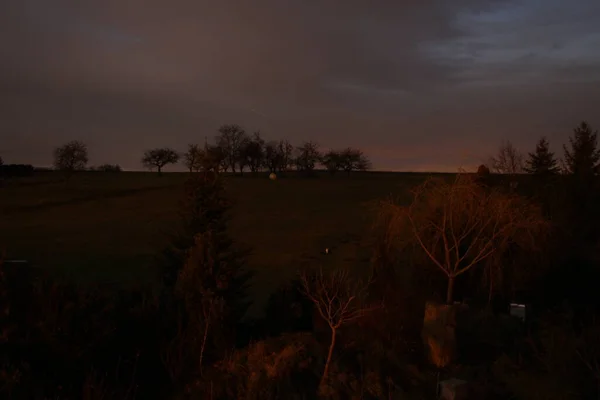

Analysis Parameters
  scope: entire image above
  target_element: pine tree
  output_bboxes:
[563,121,600,178]
[524,137,560,175]
[561,122,600,244]
[159,171,253,342]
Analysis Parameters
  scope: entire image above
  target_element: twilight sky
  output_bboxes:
[1,0,599,171]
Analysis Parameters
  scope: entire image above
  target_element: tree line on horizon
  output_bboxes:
[142,124,372,176]
[3,121,596,180]
[11,123,370,179]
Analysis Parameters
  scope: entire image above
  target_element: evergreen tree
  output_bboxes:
[563,121,600,179]
[561,122,600,244]
[159,171,253,347]
[524,136,560,175]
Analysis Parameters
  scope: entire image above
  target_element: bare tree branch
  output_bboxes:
[377,174,548,303]
[300,267,380,387]
[490,140,524,175]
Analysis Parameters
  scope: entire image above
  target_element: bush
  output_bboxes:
[95,164,122,172]
[0,164,34,178]
[0,259,171,398]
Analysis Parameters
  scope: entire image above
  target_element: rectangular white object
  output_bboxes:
[510,303,527,321]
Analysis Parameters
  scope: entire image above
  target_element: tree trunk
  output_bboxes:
[321,327,336,388]
[488,274,494,307]
[157,166,162,176]
[199,317,210,376]
[446,276,455,304]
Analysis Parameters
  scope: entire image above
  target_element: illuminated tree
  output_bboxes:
[301,267,378,388]
[378,174,548,304]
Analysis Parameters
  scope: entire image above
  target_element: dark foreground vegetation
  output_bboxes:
[2,122,600,399]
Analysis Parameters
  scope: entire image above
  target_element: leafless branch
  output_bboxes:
[376,173,548,303]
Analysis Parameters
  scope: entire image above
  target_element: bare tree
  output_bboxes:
[277,139,294,172]
[235,135,252,175]
[53,140,89,177]
[300,267,379,388]
[204,145,226,173]
[263,140,283,173]
[141,148,180,175]
[339,147,371,175]
[239,132,265,173]
[183,144,204,173]
[321,150,343,175]
[378,174,548,304]
[489,140,524,175]
[294,141,321,175]
[215,124,247,174]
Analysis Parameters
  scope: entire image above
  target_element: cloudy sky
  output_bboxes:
[1,0,599,171]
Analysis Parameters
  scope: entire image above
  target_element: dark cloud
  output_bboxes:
[1,0,599,170]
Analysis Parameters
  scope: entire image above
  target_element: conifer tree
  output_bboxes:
[563,121,600,179]
[524,136,560,175]
[159,171,252,348]
[561,122,600,244]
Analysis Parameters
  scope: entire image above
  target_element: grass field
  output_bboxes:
[1,171,436,312]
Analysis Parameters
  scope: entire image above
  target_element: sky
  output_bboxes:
[1,0,599,172]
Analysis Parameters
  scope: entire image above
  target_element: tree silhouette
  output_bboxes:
[96,164,122,172]
[160,171,252,320]
[239,132,265,173]
[339,148,371,175]
[294,141,321,175]
[490,140,523,175]
[277,140,294,173]
[563,121,600,179]
[215,124,247,174]
[264,140,293,173]
[264,141,282,173]
[525,137,560,175]
[204,145,226,173]
[321,150,343,175]
[53,140,89,178]
[183,144,204,173]
[142,148,180,175]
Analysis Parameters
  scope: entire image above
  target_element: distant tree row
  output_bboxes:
[46,125,371,177]
[489,121,600,178]
[46,121,598,179]
[141,123,371,176]
[0,163,34,178]
[89,164,122,172]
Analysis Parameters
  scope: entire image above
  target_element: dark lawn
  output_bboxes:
[0,170,437,314]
